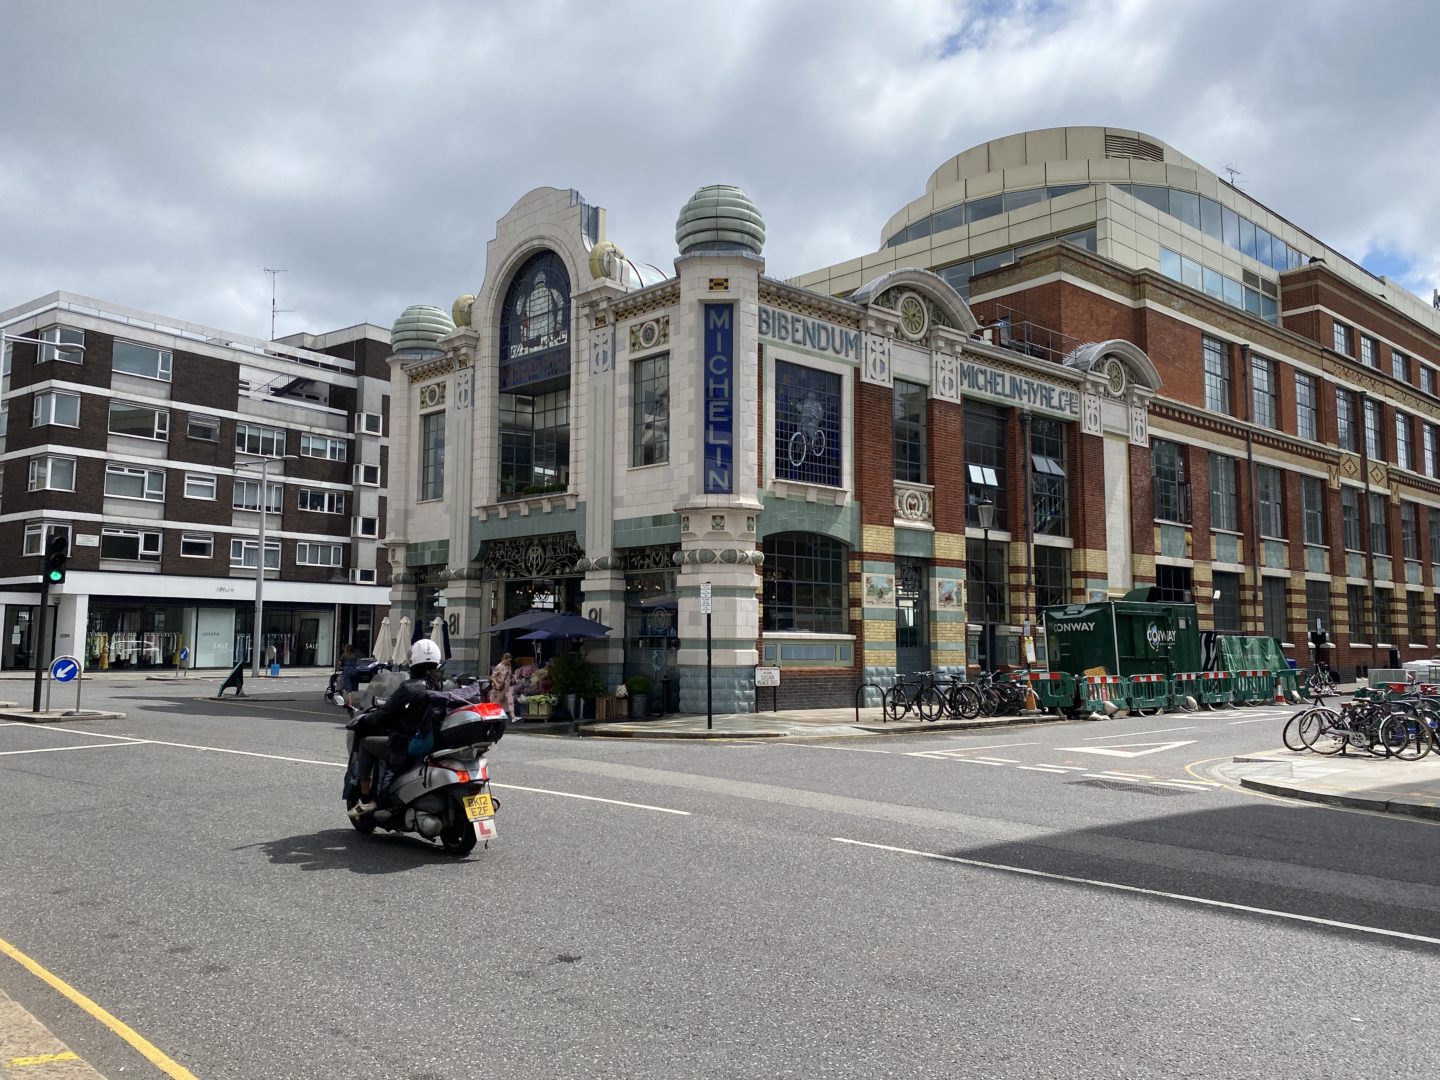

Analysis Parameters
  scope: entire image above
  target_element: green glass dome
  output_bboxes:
[675,184,765,256]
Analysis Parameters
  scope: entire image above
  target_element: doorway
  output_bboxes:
[895,558,931,675]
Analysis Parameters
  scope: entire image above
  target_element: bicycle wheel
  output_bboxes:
[1300,712,1347,755]
[953,683,982,720]
[882,686,907,722]
[979,686,1001,717]
[1380,714,1430,761]
[916,686,945,722]
[1283,708,1330,752]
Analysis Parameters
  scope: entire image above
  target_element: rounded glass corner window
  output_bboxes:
[897,291,929,341]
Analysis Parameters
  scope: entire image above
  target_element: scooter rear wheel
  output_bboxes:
[440,795,478,857]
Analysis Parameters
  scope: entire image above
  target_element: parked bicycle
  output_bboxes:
[883,670,944,722]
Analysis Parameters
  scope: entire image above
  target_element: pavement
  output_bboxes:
[1222,750,1440,821]
[542,705,1065,739]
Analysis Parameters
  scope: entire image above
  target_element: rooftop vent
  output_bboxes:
[1104,134,1164,162]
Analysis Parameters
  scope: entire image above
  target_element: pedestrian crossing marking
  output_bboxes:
[1054,739,1198,759]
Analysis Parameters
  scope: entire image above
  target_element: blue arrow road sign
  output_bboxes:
[180,647,190,662]
[50,656,80,683]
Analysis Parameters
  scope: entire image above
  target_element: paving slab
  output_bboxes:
[0,710,125,723]
[575,706,1063,739]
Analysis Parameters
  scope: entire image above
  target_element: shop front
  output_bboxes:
[84,599,338,671]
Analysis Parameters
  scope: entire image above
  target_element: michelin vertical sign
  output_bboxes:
[704,303,734,493]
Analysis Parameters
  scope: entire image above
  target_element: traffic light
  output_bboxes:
[44,532,68,586]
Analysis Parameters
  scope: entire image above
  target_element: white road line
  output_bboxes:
[1148,781,1215,791]
[1016,765,1069,773]
[0,741,149,756]
[969,757,1019,764]
[936,757,1007,765]
[1082,726,1195,741]
[1228,718,1274,725]
[1097,771,1154,779]
[934,741,1039,751]
[1044,766,1089,772]
[1157,779,1218,788]
[832,837,1440,947]
[489,783,690,816]
[780,744,895,755]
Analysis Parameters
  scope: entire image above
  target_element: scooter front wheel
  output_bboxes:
[345,797,376,834]
[440,795,478,857]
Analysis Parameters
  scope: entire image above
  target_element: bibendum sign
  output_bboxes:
[758,305,861,362]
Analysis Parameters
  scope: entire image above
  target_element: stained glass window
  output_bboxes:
[774,361,841,487]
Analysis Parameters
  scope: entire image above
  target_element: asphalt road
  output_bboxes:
[2,679,1438,1079]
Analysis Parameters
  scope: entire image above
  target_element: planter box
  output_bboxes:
[528,701,551,719]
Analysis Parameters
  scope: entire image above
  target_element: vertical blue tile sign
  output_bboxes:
[703,303,734,493]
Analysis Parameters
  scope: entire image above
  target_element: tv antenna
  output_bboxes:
[264,267,293,340]
[1222,164,1243,187]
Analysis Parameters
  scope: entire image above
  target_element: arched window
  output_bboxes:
[761,533,849,634]
[498,252,572,498]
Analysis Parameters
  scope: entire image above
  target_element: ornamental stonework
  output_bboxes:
[862,332,892,386]
[417,382,446,409]
[628,315,670,353]
[590,327,613,375]
[933,351,960,403]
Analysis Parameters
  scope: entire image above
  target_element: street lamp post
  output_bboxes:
[977,495,996,673]
[235,454,298,678]
[3,330,86,714]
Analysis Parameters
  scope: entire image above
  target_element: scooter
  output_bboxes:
[325,657,390,702]
[342,695,507,857]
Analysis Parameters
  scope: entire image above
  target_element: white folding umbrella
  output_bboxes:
[430,616,453,661]
[391,616,413,666]
[370,616,393,664]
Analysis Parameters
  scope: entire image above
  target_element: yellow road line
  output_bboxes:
[0,937,199,1080]
[10,1051,79,1067]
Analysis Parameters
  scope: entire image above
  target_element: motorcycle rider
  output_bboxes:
[348,638,447,819]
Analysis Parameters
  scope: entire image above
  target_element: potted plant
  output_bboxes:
[527,693,557,719]
[547,653,607,720]
[626,674,653,719]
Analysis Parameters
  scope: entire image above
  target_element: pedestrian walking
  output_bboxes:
[490,652,516,718]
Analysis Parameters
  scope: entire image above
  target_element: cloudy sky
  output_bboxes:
[3,0,1437,340]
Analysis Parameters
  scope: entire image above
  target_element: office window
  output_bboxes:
[353,516,379,538]
[1213,571,1242,633]
[100,528,161,562]
[760,532,848,634]
[1333,321,1352,355]
[233,479,282,513]
[1031,416,1068,537]
[230,538,281,570]
[296,542,345,567]
[964,403,1008,527]
[892,379,926,484]
[1210,454,1238,532]
[104,464,165,502]
[1302,476,1325,546]
[354,463,381,487]
[1251,355,1276,428]
[235,423,285,457]
[299,433,348,461]
[32,391,81,428]
[0,404,6,436]
[1369,492,1389,556]
[356,413,384,436]
[1262,577,1287,641]
[109,401,169,441]
[1431,508,1440,565]
[1202,337,1230,414]
[1393,351,1410,383]
[1341,487,1362,551]
[1402,502,1420,561]
[1375,587,1393,643]
[22,522,70,556]
[419,410,445,501]
[1347,585,1367,642]
[1427,424,1439,478]
[180,533,213,559]
[184,474,216,500]
[1335,389,1356,452]
[1256,465,1284,538]
[1152,440,1189,523]
[1397,414,1413,471]
[188,415,221,441]
[1295,374,1317,441]
[298,488,345,514]
[1424,367,1436,396]
[774,361,842,487]
[38,326,84,364]
[1360,336,1377,368]
[27,456,76,492]
[112,340,173,381]
[1156,565,1193,604]
[1034,545,1070,609]
[1409,592,1426,641]
[1363,399,1382,460]
[1306,579,1331,638]
[633,354,671,468]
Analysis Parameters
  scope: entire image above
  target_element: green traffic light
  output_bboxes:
[47,570,64,583]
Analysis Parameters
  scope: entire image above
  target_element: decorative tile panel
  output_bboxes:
[1082,391,1102,436]
[591,327,613,374]
[862,332,892,386]
[1305,545,1328,574]
[1129,404,1149,447]
[1263,539,1288,569]
[932,350,960,403]
[893,481,934,526]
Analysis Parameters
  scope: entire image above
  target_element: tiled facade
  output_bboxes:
[0,292,392,672]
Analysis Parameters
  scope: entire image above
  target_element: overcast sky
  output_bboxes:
[3,0,1437,341]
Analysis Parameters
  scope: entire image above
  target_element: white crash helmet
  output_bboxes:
[409,638,443,667]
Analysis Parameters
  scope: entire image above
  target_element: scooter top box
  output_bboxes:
[436,703,508,749]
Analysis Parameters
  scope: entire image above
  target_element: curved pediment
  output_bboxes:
[1063,339,1162,394]
[850,267,980,337]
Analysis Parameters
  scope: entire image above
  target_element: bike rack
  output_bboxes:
[856,682,886,724]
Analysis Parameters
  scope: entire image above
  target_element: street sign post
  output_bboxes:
[755,665,780,712]
[700,582,713,730]
[176,645,190,679]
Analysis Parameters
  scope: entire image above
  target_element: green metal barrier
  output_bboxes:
[1079,674,1126,717]
[1197,671,1234,708]
[1231,669,1276,706]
